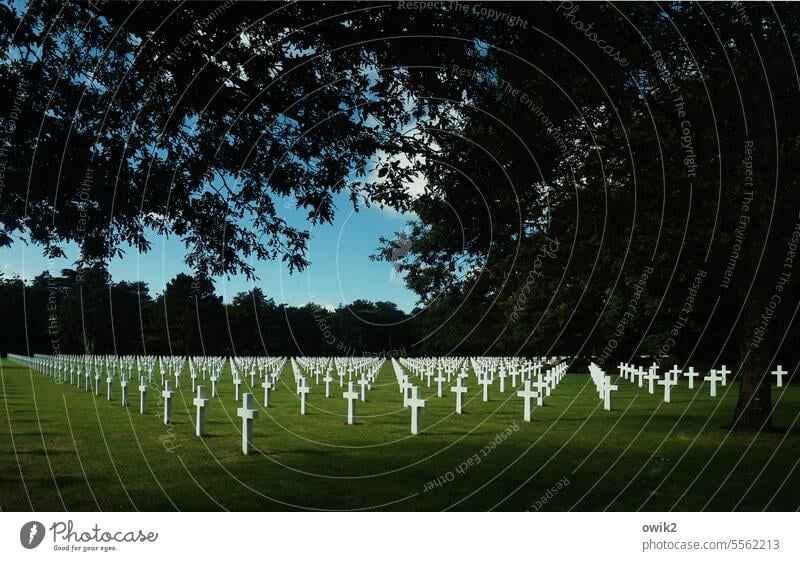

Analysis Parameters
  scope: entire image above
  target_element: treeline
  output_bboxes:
[0,269,412,357]
[2,267,797,369]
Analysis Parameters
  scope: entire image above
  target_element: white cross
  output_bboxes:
[718,364,730,386]
[323,372,333,397]
[516,380,537,422]
[138,376,147,414]
[645,367,659,394]
[704,369,723,397]
[636,367,645,388]
[408,386,427,435]
[211,375,218,398]
[343,382,358,425]
[162,379,174,425]
[191,370,198,392]
[658,372,679,403]
[773,365,787,388]
[358,376,369,402]
[261,377,271,407]
[600,376,618,411]
[451,376,468,414]
[120,376,129,407]
[434,372,446,398]
[545,370,554,396]
[498,368,508,393]
[236,393,259,455]
[298,378,310,415]
[399,376,413,406]
[106,373,114,401]
[478,373,492,402]
[684,366,700,389]
[531,377,547,407]
[193,385,209,437]
[234,376,242,402]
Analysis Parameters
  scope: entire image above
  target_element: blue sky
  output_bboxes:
[0,192,420,312]
[1,15,429,313]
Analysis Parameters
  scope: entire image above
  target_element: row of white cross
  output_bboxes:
[588,362,791,409]
[588,363,619,410]
[592,362,724,408]
[619,362,727,399]
[393,358,569,430]
[12,353,570,444]
[13,354,386,455]
[619,362,789,399]
[7,354,792,456]
[22,353,286,396]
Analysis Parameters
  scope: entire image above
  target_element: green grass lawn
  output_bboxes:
[1,358,798,511]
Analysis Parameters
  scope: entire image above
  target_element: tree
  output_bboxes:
[57,267,112,354]
[109,281,151,355]
[0,1,420,277]
[3,2,798,432]
[147,273,227,356]
[227,288,279,355]
[376,3,800,431]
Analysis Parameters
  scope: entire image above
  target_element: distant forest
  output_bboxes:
[3,265,789,366]
[1,268,415,357]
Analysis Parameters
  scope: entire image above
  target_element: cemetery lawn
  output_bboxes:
[1,358,798,511]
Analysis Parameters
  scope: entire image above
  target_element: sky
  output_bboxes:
[0,192,420,312]
[0,19,430,313]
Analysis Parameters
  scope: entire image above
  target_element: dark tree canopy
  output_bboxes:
[0,270,415,358]
[1,0,432,276]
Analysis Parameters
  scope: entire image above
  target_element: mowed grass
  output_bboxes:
[0,358,798,511]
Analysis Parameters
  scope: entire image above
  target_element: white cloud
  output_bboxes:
[308,298,336,312]
[365,149,426,218]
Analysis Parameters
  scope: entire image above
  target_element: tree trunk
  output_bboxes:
[733,274,774,432]
[731,68,785,432]
[732,155,779,432]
